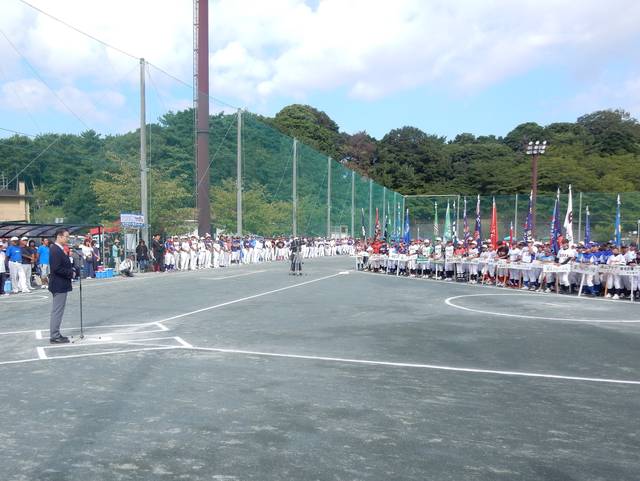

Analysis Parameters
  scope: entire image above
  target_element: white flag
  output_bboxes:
[563,185,573,243]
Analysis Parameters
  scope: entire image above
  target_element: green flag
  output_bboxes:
[443,200,452,242]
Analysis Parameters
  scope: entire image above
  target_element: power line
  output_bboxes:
[18,0,139,61]
[0,28,90,130]
[0,126,37,137]
[18,0,241,112]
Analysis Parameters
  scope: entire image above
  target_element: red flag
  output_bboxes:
[374,208,381,241]
[490,197,498,250]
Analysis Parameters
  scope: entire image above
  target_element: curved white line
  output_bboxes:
[445,293,640,323]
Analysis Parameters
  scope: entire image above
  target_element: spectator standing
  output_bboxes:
[6,237,27,293]
[151,234,164,272]
[81,239,95,278]
[37,238,51,289]
[111,239,122,272]
[0,240,8,295]
[20,237,35,290]
[136,239,149,272]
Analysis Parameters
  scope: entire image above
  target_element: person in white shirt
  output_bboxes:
[556,241,576,294]
[606,247,626,300]
[508,242,522,287]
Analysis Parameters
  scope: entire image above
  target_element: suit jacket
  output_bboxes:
[49,243,74,294]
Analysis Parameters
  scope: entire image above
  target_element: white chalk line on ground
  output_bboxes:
[202,270,266,280]
[0,295,48,303]
[356,269,639,305]
[0,321,168,338]
[183,345,640,386]
[155,271,348,325]
[6,339,640,386]
[445,293,640,323]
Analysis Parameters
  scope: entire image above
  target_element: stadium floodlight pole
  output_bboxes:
[327,156,331,238]
[236,108,242,236]
[195,0,211,237]
[139,58,149,246]
[525,140,547,237]
[351,170,355,237]
[292,138,297,237]
[368,179,373,238]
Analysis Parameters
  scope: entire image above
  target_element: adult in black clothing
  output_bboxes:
[151,234,164,272]
[49,228,75,343]
[290,237,303,275]
[136,239,150,272]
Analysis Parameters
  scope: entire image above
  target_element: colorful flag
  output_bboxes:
[396,202,402,240]
[463,197,470,247]
[523,190,533,242]
[374,208,381,241]
[360,208,367,239]
[452,200,458,243]
[563,184,574,243]
[550,188,561,254]
[433,201,439,240]
[615,194,622,248]
[490,197,498,250]
[584,205,591,245]
[384,203,391,241]
[474,195,482,246]
[443,201,452,242]
[403,209,411,244]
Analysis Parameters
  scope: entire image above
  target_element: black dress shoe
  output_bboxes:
[50,336,70,344]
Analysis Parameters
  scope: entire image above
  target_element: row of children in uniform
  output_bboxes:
[150,235,357,271]
[356,238,640,301]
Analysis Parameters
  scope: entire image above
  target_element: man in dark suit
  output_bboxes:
[49,228,75,343]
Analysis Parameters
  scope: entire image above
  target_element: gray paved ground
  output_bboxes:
[1,257,639,481]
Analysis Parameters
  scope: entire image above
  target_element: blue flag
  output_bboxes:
[615,194,621,248]
[474,195,481,243]
[550,188,561,254]
[403,208,411,244]
[463,197,470,247]
[584,205,591,245]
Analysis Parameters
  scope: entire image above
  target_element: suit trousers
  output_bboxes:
[50,291,68,339]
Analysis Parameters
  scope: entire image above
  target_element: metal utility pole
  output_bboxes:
[525,140,547,237]
[292,138,298,237]
[236,109,242,236]
[327,157,331,238]
[139,58,149,246]
[195,0,211,236]
[351,171,355,237]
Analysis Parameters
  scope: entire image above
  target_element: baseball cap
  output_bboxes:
[10,236,19,241]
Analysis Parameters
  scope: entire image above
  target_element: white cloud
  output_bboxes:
[1,0,639,128]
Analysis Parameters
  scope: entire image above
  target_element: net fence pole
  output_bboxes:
[456,194,460,239]
[578,191,582,243]
[236,109,242,236]
[368,179,373,238]
[351,170,355,237]
[292,138,297,237]
[514,193,518,240]
[327,156,331,238]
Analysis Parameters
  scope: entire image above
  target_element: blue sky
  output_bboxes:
[1,0,639,141]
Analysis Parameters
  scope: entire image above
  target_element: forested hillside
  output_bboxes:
[0,104,638,235]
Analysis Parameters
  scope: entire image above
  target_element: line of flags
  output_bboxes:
[357,190,626,247]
